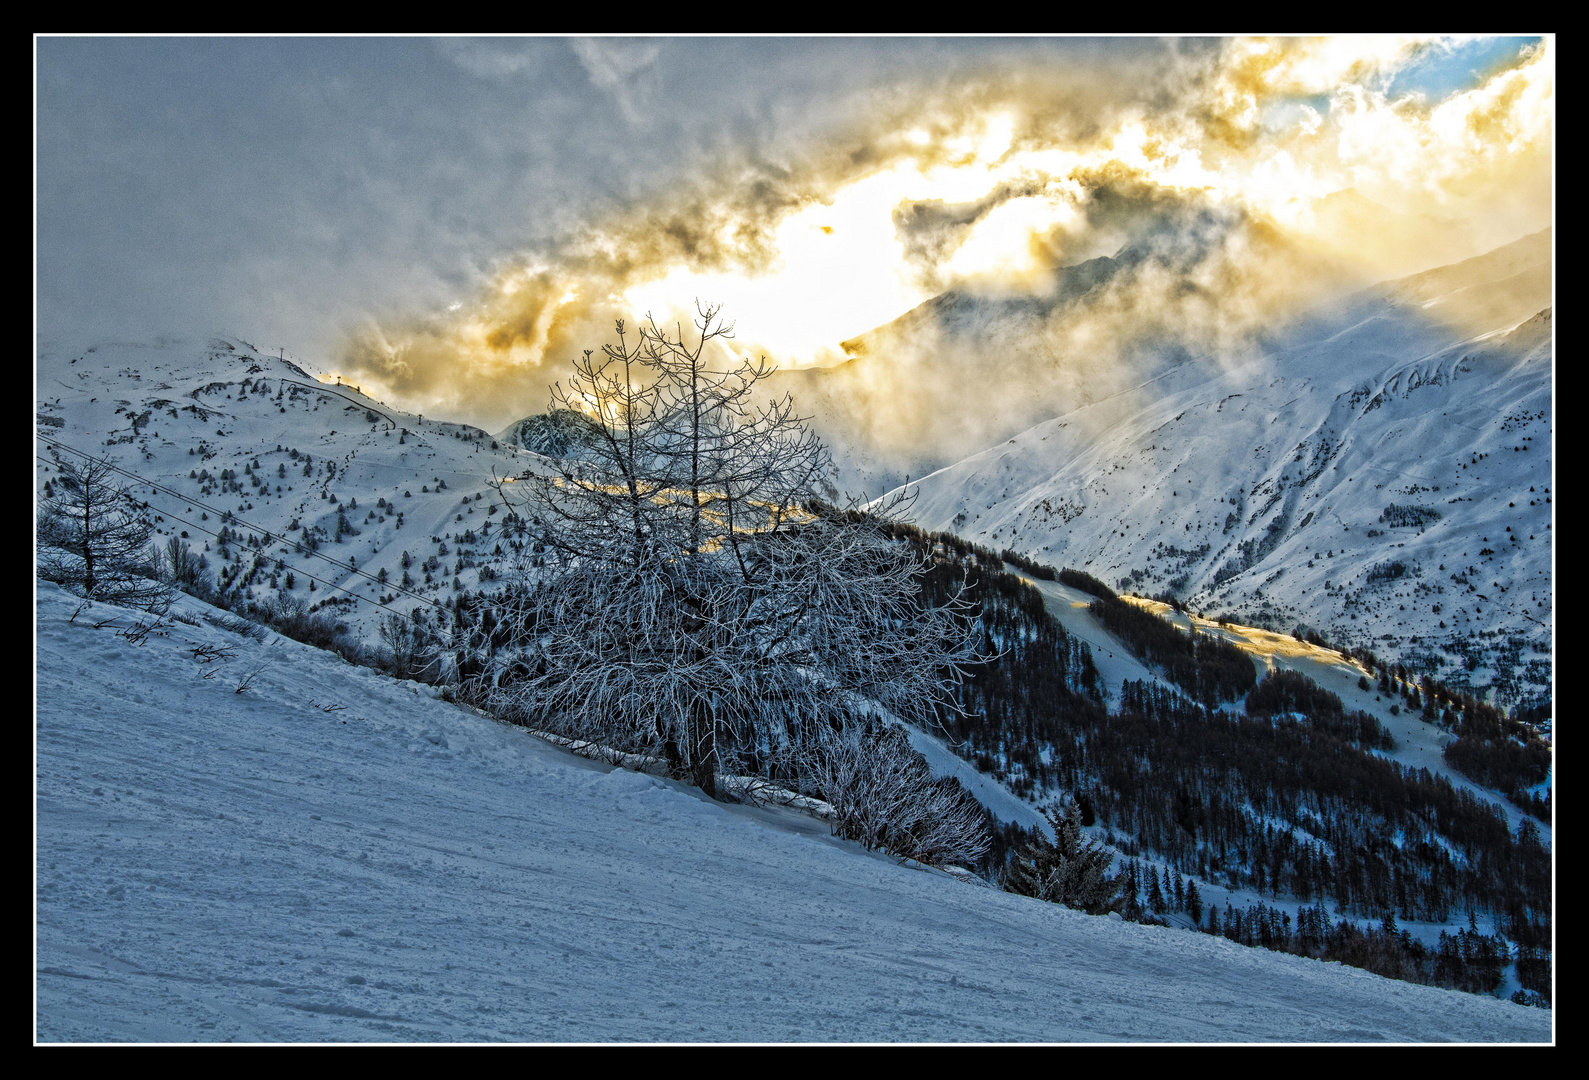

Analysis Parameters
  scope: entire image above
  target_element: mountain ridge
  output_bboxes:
[888,232,1552,706]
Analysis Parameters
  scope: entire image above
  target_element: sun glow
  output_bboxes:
[623,163,938,367]
[621,112,1042,367]
[339,36,1551,431]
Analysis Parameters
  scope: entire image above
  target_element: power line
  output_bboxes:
[39,448,423,620]
[35,429,487,606]
[36,434,480,615]
[39,433,418,601]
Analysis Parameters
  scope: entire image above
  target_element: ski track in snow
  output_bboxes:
[34,583,1550,1043]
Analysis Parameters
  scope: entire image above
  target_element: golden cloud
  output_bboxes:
[336,36,1552,438]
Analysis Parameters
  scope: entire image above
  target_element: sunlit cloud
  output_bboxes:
[337,35,1551,437]
[623,163,938,366]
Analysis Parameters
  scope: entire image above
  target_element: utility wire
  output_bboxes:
[38,446,481,683]
[38,447,426,619]
[35,429,502,606]
[36,433,487,614]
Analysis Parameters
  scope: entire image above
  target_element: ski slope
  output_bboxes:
[34,582,1550,1042]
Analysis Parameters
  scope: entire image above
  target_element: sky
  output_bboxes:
[36,36,1552,434]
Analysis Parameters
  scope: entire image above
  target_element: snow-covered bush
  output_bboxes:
[802,724,990,868]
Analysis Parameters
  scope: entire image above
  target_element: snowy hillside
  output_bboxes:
[34,582,1551,1042]
[32,289,1552,1042]
[762,247,1192,499]
[35,335,544,642]
[892,232,1553,705]
[1094,594,1547,841]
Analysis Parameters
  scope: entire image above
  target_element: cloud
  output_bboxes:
[569,37,663,124]
[435,37,547,80]
[343,35,1545,441]
[792,190,1323,483]
[47,37,1541,444]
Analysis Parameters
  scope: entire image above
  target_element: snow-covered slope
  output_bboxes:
[893,232,1553,705]
[35,335,542,642]
[34,582,1551,1042]
[1100,595,1549,841]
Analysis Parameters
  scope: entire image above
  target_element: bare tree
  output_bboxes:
[38,453,173,613]
[803,723,990,867]
[378,610,446,683]
[488,304,974,797]
[162,534,206,590]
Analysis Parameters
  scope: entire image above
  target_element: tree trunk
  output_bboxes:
[661,735,683,777]
[81,501,97,598]
[690,697,717,799]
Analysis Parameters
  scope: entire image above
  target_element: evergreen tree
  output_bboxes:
[1121,859,1144,921]
[1005,796,1124,915]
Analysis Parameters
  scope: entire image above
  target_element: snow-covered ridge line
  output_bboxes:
[892,234,1551,705]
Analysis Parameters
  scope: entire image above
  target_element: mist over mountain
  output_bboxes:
[887,229,1552,706]
[762,192,1467,499]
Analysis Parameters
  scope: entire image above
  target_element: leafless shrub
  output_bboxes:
[190,642,239,664]
[234,660,266,694]
[377,612,446,683]
[203,611,267,641]
[119,618,165,645]
[802,723,990,869]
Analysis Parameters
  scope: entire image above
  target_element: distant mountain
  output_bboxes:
[766,248,1184,498]
[764,199,1513,502]
[496,408,604,459]
[34,334,540,641]
[892,230,1553,707]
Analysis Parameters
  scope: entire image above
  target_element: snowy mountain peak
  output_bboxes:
[890,234,1553,706]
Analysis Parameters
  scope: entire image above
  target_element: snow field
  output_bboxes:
[35,583,1549,1042]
